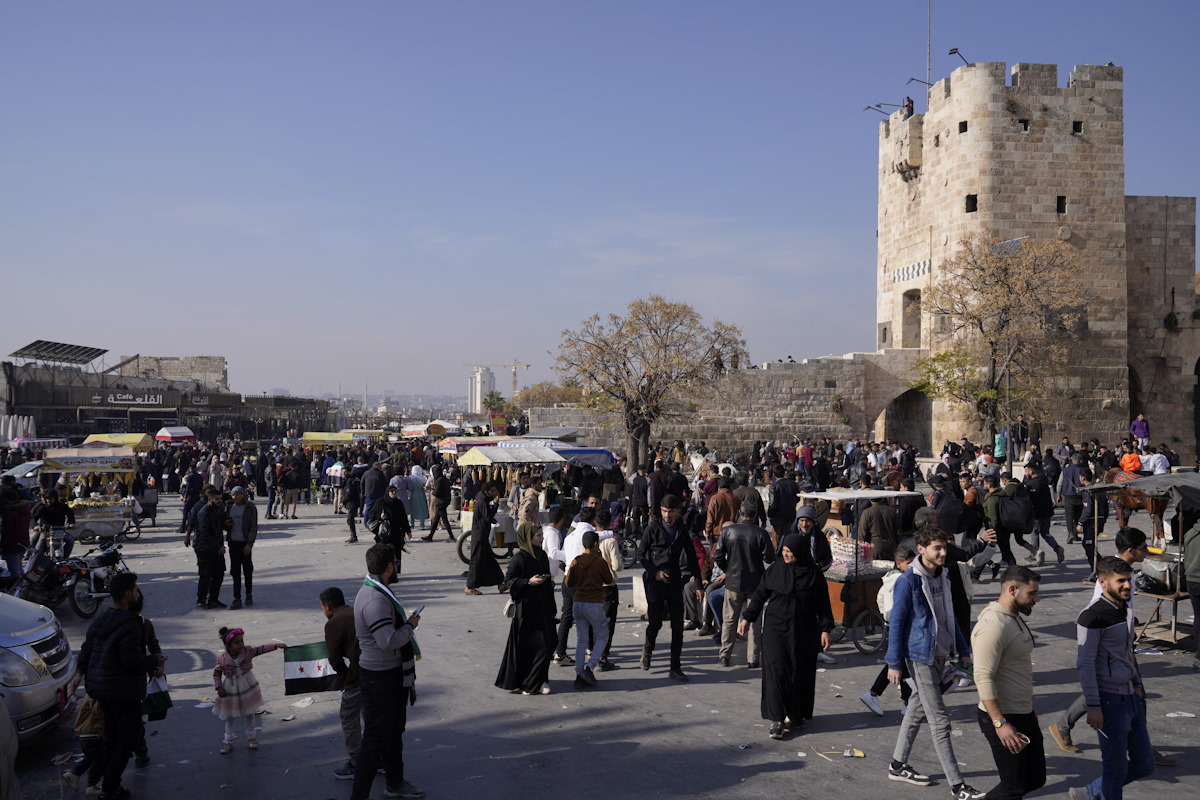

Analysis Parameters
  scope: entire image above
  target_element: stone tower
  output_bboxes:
[876,62,1132,448]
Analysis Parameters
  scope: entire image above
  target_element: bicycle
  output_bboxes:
[828,606,887,655]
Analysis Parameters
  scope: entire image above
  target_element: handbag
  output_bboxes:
[141,675,173,721]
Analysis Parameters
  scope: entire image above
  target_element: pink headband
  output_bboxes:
[224,627,244,644]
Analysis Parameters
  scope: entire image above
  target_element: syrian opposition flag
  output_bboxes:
[283,642,345,695]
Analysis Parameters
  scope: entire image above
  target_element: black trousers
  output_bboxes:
[229,543,253,600]
[100,700,143,794]
[555,584,576,658]
[995,529,1018,566]
[1063,495,1083,534]
[645,578,685,670]
[429,500,452,536]
[350,667,410,800]
[975,709,1046,800]
[602,584,619,660]
[195,550,226,604]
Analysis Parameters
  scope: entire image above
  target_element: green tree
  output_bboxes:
[909,232,1092,440]
[481,390,506,413]
[555,295,747,473]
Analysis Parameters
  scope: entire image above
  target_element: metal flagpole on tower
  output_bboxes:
[927,0,932,87]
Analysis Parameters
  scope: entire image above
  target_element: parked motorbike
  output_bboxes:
[69,541,132,618]
[11,527,85,615]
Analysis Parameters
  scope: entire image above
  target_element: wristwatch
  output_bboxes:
[992,718,1008,729]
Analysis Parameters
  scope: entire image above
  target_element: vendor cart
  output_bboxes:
[454,446,566,563]
[42,447,141,542]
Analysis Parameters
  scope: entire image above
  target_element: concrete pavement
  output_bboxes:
[12,494,1199,800]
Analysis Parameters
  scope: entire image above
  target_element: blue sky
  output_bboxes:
[3,1,1196,398]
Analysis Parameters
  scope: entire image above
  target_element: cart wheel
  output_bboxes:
[851,608,886,655]
[456,533,471,564]
[76,528,97,544]
[121,524,142,541]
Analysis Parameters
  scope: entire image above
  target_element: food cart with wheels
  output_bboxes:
[798,487,923,653]
[82,433,158,523]
[454,446,566,564]
[42,448,141,542]
[1084,471,1199,649]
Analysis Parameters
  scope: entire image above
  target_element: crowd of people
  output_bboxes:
[4,415,1198,800]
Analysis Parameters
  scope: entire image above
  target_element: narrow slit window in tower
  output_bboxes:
[1018,119,1029,132]
[965,194,978,213]
[1057,196,1067,214]
[1072,120,1083,133]
[959,121,968,133]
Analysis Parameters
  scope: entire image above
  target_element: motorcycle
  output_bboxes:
[69,541,133,618]
[10,528,130,619]
[11,527,85,615]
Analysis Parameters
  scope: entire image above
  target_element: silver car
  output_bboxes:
[0,592,77,741]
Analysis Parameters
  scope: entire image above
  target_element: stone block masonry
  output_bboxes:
[119,355,230,390]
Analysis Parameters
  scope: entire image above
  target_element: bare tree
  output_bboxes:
[555,296,748,473]
[909,232,1092,439]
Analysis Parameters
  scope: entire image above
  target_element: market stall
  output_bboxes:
[301,432,355,448]
[81,433,155,452]
[400,423,447,439]
[155,426,196,444]
[438,436,513,455]
[42,447,140,541]
[8,435,70,451]
[455,446,567,564]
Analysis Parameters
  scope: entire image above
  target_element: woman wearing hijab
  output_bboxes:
[738,532,835,739]
[495,521,558,695]
[465,482,506,595]
[407,465,429,529]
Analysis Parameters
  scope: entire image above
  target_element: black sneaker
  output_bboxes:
[718,656,731,667]
[346,536,358,544]
[333,761,356,780]
[598,660,618,672]
[245,596,253,606]
[748,661,760,669]
[668,668,689,682]
[229,599,242,610]
[206,600,227,609]
[888,763,932,786]
[573,675,591,690]
[196,601,206,609]
[581,666,597,686]
[553,654,575,667]
[951,784,986,800]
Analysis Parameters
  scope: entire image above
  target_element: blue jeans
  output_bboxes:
[574,600,608,672]
[1086,691,1153,800]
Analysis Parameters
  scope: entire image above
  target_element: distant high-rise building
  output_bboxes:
[467,366,495,414]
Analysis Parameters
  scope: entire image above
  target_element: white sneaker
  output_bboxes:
[859,692,884,716]
[816,651,837,664]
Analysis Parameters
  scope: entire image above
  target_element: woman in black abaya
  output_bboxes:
[495,522,558,695]
[465,482,506,595]
[739,532,834,739]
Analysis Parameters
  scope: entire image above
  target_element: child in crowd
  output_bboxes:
[213,626,285,754]
[860,546,916,716]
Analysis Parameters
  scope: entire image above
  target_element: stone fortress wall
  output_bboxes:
[119,355,230,390]
[532,61,1198,461]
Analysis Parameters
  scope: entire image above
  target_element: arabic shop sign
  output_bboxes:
[91,392,164,406]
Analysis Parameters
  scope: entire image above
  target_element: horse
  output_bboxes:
[1103,468,1169,547]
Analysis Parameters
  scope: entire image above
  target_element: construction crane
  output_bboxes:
[462,360,531,399]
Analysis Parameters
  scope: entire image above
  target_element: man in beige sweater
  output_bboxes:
[971,564,1045,799]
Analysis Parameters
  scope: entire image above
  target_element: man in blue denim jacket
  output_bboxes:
[886,525,984,800]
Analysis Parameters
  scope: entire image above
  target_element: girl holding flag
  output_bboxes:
[213,626,286,754]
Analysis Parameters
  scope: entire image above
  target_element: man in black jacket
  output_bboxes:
[77,572,165,800]
[638,494,702,681]
[713,502,774,667]
[360,462,387,523]
[1021,463,1065,565]
[766,466,799,550]
[187,488,228,609]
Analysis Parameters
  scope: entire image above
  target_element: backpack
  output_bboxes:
[997,488,1035,535]
[934,491,970,535]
